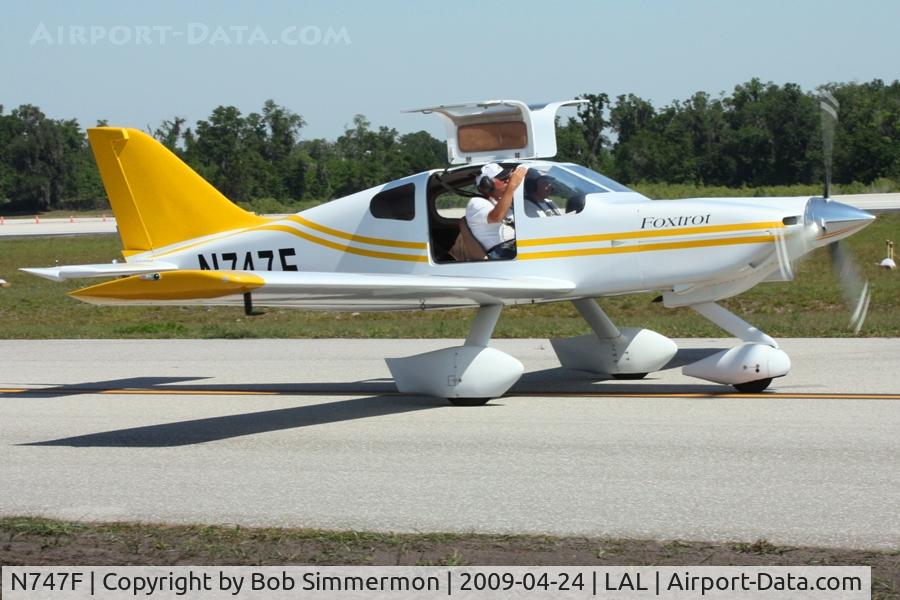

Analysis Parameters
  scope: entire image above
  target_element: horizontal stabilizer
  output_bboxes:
[21,262,179,282]
[71,270,263,301]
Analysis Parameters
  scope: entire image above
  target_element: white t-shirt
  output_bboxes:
[465,196,515,250]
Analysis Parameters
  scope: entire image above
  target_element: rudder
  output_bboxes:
[88,128,267,255]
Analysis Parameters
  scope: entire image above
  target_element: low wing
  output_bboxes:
[21,262,179,282]
[67,270,575,311]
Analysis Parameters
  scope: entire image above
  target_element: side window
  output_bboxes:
[369,183,415,221]
[434,189,471,219]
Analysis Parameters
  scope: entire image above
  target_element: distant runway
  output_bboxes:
[0,215,118,237]
[1,338,898,550]
[1,192,897,237]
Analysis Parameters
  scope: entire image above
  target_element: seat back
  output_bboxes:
[448,217,488,261]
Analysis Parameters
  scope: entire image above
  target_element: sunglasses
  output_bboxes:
[495,170,511,182]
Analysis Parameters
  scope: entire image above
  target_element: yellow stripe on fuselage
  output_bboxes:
[518,234,776,260]
[149,229,255,259]
[258,225,428,262]
[143,218,780,265]
[517,221,784,248]
[146,217,427,262]
[286,215,427,249]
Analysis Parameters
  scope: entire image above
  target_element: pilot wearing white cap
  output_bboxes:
[466,163,528,259]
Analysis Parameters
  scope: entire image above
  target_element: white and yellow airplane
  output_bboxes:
[23,99,875,404]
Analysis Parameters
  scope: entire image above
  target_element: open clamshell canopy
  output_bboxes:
[405,99,586,164]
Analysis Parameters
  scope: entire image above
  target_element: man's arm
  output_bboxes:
[487,166,528,223]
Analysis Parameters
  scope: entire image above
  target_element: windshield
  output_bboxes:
[561,163,634,193]
[524,164,626,214]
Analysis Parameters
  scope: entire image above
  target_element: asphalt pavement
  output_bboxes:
[1,338,898,550]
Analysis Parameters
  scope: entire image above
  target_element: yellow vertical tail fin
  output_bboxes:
[87,127,267,255]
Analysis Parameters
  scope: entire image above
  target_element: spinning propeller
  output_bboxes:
[773,91,873,333]
[819,91,872,334]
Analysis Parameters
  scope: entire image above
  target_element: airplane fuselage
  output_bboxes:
[123,161,811,310]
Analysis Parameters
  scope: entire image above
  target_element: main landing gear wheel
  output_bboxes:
[732,378,773,393]
[612,373,648,380]
[448,398,492,407]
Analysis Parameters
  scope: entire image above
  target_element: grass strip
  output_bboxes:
[1,517,898,598]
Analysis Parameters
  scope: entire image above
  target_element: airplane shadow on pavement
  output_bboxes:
[17,348,736,448]
[0,376,402,398]
[2,377,211,398]
[24,393,448,448]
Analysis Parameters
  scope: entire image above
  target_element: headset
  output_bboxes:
[476,167,513,196]
[476,174,495,196]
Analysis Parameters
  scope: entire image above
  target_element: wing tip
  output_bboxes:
[19,267,62,282]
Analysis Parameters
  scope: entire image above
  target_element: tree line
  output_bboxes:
[557,78,900,189]
[1,78,898,213]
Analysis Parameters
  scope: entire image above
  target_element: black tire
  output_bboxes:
[448,397,492,407]
[732,378,773,393]
[612,373,648,380]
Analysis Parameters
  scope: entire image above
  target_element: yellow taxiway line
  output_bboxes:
[513,391,900,400]
[1,388,898,400]
[101,389,279,396]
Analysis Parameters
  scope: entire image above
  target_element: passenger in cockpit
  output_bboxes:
[524,174,562,217]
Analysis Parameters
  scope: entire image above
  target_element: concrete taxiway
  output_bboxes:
[0,216,118,237]
[0,338,898,550]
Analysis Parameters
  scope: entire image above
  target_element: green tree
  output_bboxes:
[261,100,305,164]
[830,79,900,184]
[397,130,445,174]
[554,116,592,166]
[0,106,12,208]
[2,105,92,211]
[189,105,274,202]
[578,93,610,167]
[679,92,735,185]
[300,138,336,201]
[723,79,818,186]
[153,117,187,154]
[259,100,306,200]
[332,115,407,196]
[609,94,667,182]
[764,83,818,185]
